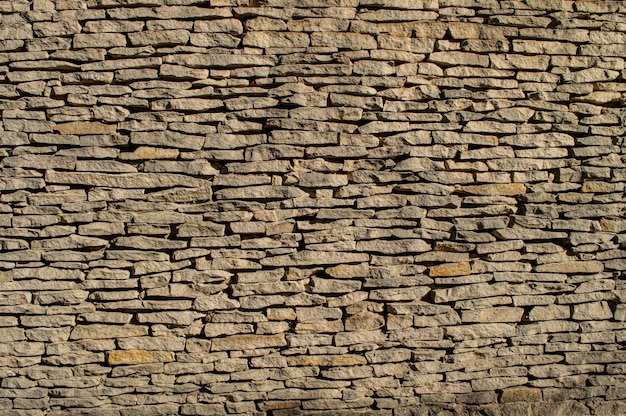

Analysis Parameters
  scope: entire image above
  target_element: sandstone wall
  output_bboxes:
[1,0,626,415]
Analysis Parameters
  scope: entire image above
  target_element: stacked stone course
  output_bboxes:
[0,0,625,414]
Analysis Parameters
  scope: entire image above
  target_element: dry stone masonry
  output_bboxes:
[0,0,625,414]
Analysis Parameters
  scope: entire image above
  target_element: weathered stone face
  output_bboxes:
[0,0,625,414]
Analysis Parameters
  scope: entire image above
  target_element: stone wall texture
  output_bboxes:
[1,0,626,415]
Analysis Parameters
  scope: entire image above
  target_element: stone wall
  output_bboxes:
[1,0,626,415]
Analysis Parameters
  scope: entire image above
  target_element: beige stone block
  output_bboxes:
[211,334,287,351]
[536,261,604,274]
[107,350,174,365]
[429,262,472,277]
[286,355,367,367]
[55,121,116,135]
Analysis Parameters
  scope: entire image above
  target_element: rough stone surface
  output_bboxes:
[0,0,625,414]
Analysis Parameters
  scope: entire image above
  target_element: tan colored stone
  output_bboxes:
[128,29,190,47]
[55,122,116,135]
[120,147,179,160]
[582,181,622,193]
[194,18,243,35]
[215,185,306,200]
[261,251,369,267]
[472,376,528,392]
[448,23,518,40]
[488,107,535,122]
[335,330,385,346]
[378,35,435,53]
[433,282,509,303]
[600,218,626,232]
[325,263,369,278]
[295,320,344,333]
[572,301,613,321]
[446,323,516,341]
[153,98,222,112]
[356,239,430,254]
[462,307,524,323]
[460,183,526,196]
[369,286,430,302]
[500,388,542,403]
[0,14,33,40]
[429,51,489,67]
[31,235,109,251]
[286,355,367,367]
[70,324,148,340]
[165,53,277,68]
[132,131,206,150]
[243,32,309,48]
[490,54,550,70]
[345,313,384,331]
[535,261,604,274]
[564,67,619,84]
[429,262,471,277]
[529,305,570,321]
[107,350,174,365]
[311,32,377,50]
[211,334,286,351]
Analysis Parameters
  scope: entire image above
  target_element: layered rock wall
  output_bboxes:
[1,0,626,414]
